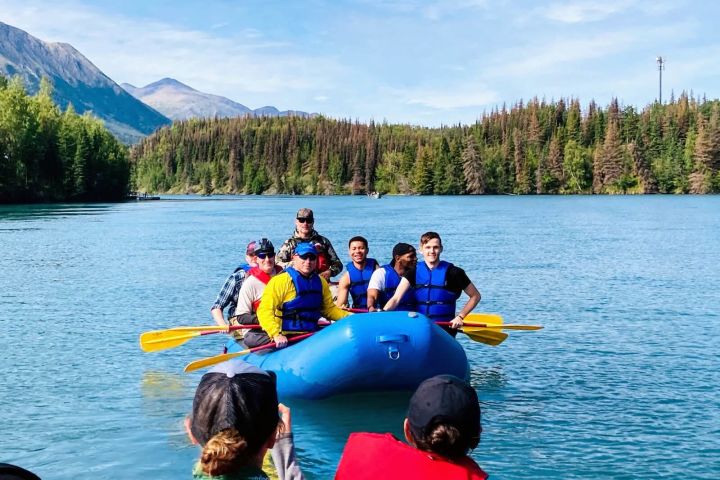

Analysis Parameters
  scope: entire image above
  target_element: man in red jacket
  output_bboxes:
[335,375,488,480]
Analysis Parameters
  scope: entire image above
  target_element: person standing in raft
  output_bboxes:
[383,232,481,335]
[335,374,488,480]
[367,242,418,312]
[185,361,303,480]
[335,236,378,309]
[276,208,343,281]
[257,243,350,348]
[210,241,259,327]
[232,239,285,348]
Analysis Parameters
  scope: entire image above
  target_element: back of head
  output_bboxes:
[190,362,279,476]
[0,464,41,480]
[407,375,481,459]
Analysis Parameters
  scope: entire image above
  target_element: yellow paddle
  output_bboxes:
[461,328,508,346]
[183,332,316,373]
[139,325,260,352]
[464,313,504,325]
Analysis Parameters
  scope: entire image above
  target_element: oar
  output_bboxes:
[140,325,261,353]
[184,332,315,373]
[464,313,504,325]
[437,321,543,331]
[461,328,508,346]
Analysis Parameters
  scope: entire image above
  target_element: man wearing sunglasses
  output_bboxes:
[210,240,259,327]
[275,208,343,281]
[232,239,285,347]
[257,242,350,348]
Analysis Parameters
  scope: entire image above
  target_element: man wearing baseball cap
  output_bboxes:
[335,374,488,479]
[367,242,418,311]
[210,240,259,327]
[275,208,343,280]
[256,242,350,348]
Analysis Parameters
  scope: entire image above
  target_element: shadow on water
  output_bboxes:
[0,203,117,221]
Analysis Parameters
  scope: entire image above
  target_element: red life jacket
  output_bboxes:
[335,432,488,480]
[248,266,283,311]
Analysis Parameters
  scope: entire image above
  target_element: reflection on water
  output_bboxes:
[0,203,117,221]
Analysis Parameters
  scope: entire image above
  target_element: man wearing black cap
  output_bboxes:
[275,208,343,280]
[367,242,417,311]
[335,374,488,479]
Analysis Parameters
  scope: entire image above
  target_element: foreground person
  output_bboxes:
[185,361,303,480]
[258,243,350,348]
[275,208,343,280]
[384,232,481,334]
[335,374,488,480]
[367,242,417,311]
[335,236,378,309]
[210,241,259,327]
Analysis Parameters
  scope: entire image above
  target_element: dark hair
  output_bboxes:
[411,422,477,459]
[348,236,368,248]
[420,231,442,246]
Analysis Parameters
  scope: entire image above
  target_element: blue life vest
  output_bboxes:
[281,267,323,332]
[346,258,377,309]
[233,263,252,274]
[414,261,460,321]
[377,265,416,311]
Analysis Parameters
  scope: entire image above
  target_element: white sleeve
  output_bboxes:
[367,268,386,291]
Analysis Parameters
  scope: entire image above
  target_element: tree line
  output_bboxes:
[131,94,720,195]
[0,76,130,203]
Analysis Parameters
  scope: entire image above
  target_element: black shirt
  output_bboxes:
[403,263,471,295]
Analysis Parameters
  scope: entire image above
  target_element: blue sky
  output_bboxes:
[2,0,719,125]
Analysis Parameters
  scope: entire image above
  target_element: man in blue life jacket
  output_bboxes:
[383,232,481,336]
[335,236,379,309]
[210,241,259,327]
[256,242,350,348]
[367,243,418,312]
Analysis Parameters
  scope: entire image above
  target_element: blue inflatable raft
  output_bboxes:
[225,311,469,399]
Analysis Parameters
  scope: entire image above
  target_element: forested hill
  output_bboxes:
[131,94,720,195]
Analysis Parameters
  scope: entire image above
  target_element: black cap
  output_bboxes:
[407,375,481,449]
[189,362,279,450]
[249,238,275,256]
[390,243,416,266]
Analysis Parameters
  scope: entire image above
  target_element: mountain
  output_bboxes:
[0,21,170,143]
[122,78,314,120]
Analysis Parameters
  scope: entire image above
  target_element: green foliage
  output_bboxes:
[0,75,129,202]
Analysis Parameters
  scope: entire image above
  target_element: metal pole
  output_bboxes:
[656,56,665,103]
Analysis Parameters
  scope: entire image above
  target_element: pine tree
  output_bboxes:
[462,136,484,194]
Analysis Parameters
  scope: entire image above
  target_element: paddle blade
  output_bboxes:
[183,350,250,373]
[461,328,508,346]
[140,330,200,352]
[464,313,504,326]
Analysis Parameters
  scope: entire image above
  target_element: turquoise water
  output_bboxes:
[1,195,719,479]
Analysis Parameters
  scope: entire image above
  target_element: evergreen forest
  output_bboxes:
[131,94,720,196]
[0,76,130,203]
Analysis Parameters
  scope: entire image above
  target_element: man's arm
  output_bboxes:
[275,237,296,269]
[382,277,411,311]
[366,268,385,312]
[320,278,351,321]
[210,273,240,326]
[335,272,351,307]
[257,275,289,341]
[450,282,482,328]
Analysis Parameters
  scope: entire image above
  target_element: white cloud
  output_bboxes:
[402,83,500,109]
[542,0,635,23]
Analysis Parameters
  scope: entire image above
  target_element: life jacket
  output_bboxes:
[414,261,460,322]
[346,258,377,309]
[377,265,416,311]
[335,432,488,480]
[281,267,323,332]
[248,265,283,312]
[233,263,252,274]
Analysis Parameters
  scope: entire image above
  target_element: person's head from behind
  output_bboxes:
[348,236,369,265]
[186,362,280,476]
[404,374,481,460]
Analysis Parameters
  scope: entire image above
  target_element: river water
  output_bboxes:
[1,195,718,479]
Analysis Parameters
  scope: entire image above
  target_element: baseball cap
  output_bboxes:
[0,464,41,480]
[294,242,318,256]
[249,238,275,256]
[390,243,416,266]
[407,375,481,449]
[245,241,257,256]
[189,361,279,450]
[296,208,314,220]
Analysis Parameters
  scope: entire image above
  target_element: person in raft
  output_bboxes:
[185,361,303,480]
[257,242,350,348]
[232,238,285,348]
[335,236,378,310]
[335,374,488,480]
[383,232,481,335]
[210,240,259,328]
[275,208,343,281]
[367,242,418,312]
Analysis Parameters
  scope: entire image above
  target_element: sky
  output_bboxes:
[1,0,719,126]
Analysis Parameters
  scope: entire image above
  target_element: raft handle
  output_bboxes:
[377,335,407,361]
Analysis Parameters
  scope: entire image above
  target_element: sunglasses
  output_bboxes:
[256,252,275,259]
[297,217,314,224]
[298,253,317,261]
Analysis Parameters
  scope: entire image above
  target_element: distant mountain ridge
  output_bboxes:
[122,78,314,121]
[0,21,170,143]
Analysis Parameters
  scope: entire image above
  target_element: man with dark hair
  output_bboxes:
[335,374,488,479]
[276,208,343,280]
[210,241,259,327]
[335,236,378,309]
[367,243,417,311]
[383,232,481,335]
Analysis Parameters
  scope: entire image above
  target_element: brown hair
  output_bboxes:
[412,423,474,460]
[199,429,250,476]
[420,231,442,246]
